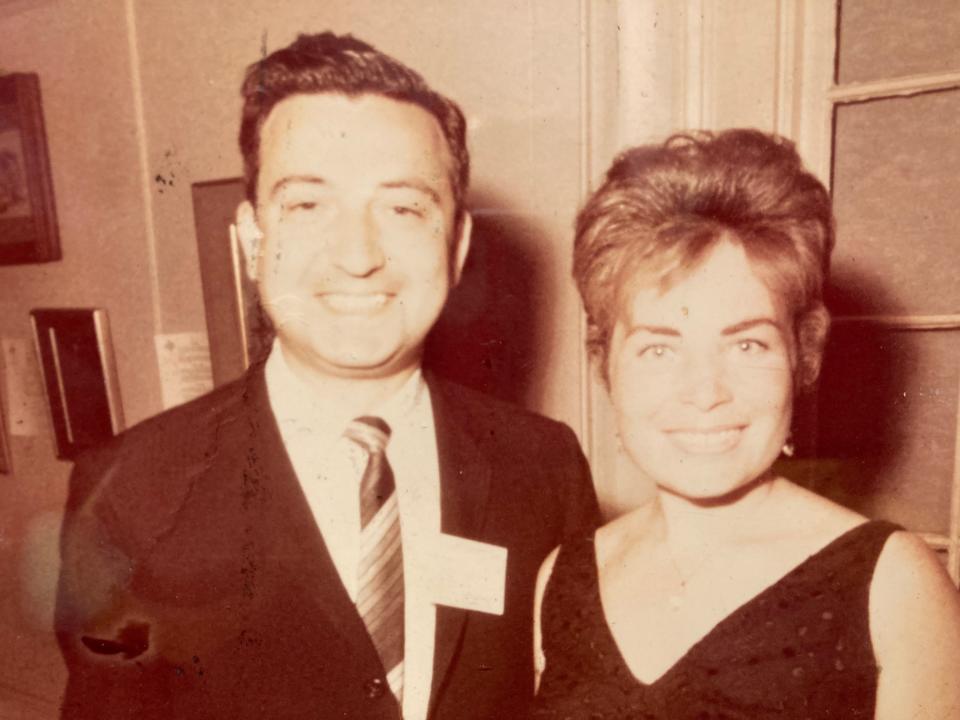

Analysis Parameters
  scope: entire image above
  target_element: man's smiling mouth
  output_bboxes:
[318,292,392,313]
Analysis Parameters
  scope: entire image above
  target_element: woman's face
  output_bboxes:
[607,240,795,502]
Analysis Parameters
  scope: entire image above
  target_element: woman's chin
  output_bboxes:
[657,471,775,507]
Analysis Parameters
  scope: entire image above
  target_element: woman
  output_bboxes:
[531,130,960,719]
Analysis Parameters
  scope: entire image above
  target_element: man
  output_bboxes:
[55,32,599,720]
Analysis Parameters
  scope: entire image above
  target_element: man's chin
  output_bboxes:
[275,335,425,382]
[312,348,422,381]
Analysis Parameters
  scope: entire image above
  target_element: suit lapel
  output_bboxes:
[427,375,493,710]
[240,368,384,665]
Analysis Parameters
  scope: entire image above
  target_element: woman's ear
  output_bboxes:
[234,200,263,281]
[797,305,831,390]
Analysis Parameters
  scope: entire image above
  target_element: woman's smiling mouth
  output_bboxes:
[664,426,745,454]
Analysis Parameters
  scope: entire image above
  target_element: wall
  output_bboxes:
[0,1,158,716]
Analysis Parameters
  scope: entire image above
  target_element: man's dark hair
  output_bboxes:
[239,32,470,217]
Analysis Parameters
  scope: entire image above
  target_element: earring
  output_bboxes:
[781,440,795,458]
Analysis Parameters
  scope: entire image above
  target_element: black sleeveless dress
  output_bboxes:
[531,520,900,719]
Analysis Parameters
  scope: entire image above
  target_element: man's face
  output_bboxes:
[238,93,470,382]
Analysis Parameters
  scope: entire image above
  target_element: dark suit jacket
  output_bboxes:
[55,365,599,719]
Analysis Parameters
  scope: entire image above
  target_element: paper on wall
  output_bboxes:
[154,332,214,410]
[1,337,47,437]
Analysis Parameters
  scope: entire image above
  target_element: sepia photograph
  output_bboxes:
[0,1,958,718]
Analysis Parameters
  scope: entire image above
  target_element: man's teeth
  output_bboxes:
[321,293,389,312]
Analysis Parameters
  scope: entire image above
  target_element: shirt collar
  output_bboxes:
[265,340,426,441]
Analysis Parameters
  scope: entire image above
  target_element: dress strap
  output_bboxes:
[539,534,599,657]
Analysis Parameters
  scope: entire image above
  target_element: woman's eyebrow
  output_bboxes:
[627,324,682,337]
[721,317,781,336]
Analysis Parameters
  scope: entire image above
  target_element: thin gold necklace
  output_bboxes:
[663,535,723,610]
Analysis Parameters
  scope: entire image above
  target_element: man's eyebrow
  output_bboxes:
[269,175,326,199]
[380,180,442,205]
[627,324,682,338]
[721,317,781,335]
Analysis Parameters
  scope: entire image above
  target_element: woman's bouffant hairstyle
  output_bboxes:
[239,32,470,219]
[574,129,834,391]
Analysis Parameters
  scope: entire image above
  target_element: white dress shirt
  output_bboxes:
[265,343,441,720]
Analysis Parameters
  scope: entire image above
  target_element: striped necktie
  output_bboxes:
[344,416,404,702]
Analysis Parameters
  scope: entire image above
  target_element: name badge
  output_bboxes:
[422,533,507,616]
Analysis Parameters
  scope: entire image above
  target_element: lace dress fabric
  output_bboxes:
[531,521,900,720]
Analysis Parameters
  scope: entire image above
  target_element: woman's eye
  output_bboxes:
[638,344,672,360]
[736,339,768,354]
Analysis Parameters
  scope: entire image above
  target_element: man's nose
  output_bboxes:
[329,208,385,277]
[678,354,733,412]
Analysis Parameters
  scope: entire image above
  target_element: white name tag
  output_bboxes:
[422,533,507,616]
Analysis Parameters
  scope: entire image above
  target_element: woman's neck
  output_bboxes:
[653,474,784,555]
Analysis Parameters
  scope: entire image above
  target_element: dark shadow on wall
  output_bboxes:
[424,191,553,408]
[783,269,931,526]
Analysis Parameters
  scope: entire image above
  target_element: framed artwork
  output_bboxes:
[191,177,273,387]
[0,72,60,264]
[30,308,124,460]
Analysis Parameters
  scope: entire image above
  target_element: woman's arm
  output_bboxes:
[871,531,960,719]
[533,546,560,692]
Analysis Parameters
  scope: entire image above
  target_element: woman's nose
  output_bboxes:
[678,355,733,411]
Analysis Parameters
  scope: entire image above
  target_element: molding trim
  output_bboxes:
[829,70,960,103]
[682,0,714,129]
[796,0,838,184]
[578,0,594,456]
[951,369,960,582]
[124,0,163,336]
[774,0,802,136]
[832,315,960,331]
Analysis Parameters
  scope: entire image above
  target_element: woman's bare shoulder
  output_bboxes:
[871,529,959,616]
[869,529,960,719]
[769,478,867,540]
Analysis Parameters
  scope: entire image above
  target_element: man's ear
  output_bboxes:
[234,200,262,282]
[450,211,473,287]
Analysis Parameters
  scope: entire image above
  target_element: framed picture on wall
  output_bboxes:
[191,177,273,387]
[30,308,123,459]
[0,72,60,264]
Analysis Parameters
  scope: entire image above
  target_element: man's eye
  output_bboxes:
[392,205,424,218]
[286,201,318,212]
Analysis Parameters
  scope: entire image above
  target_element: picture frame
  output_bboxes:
[0,72,61,264]
[30,308,123,460]
[191,177,273,387]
